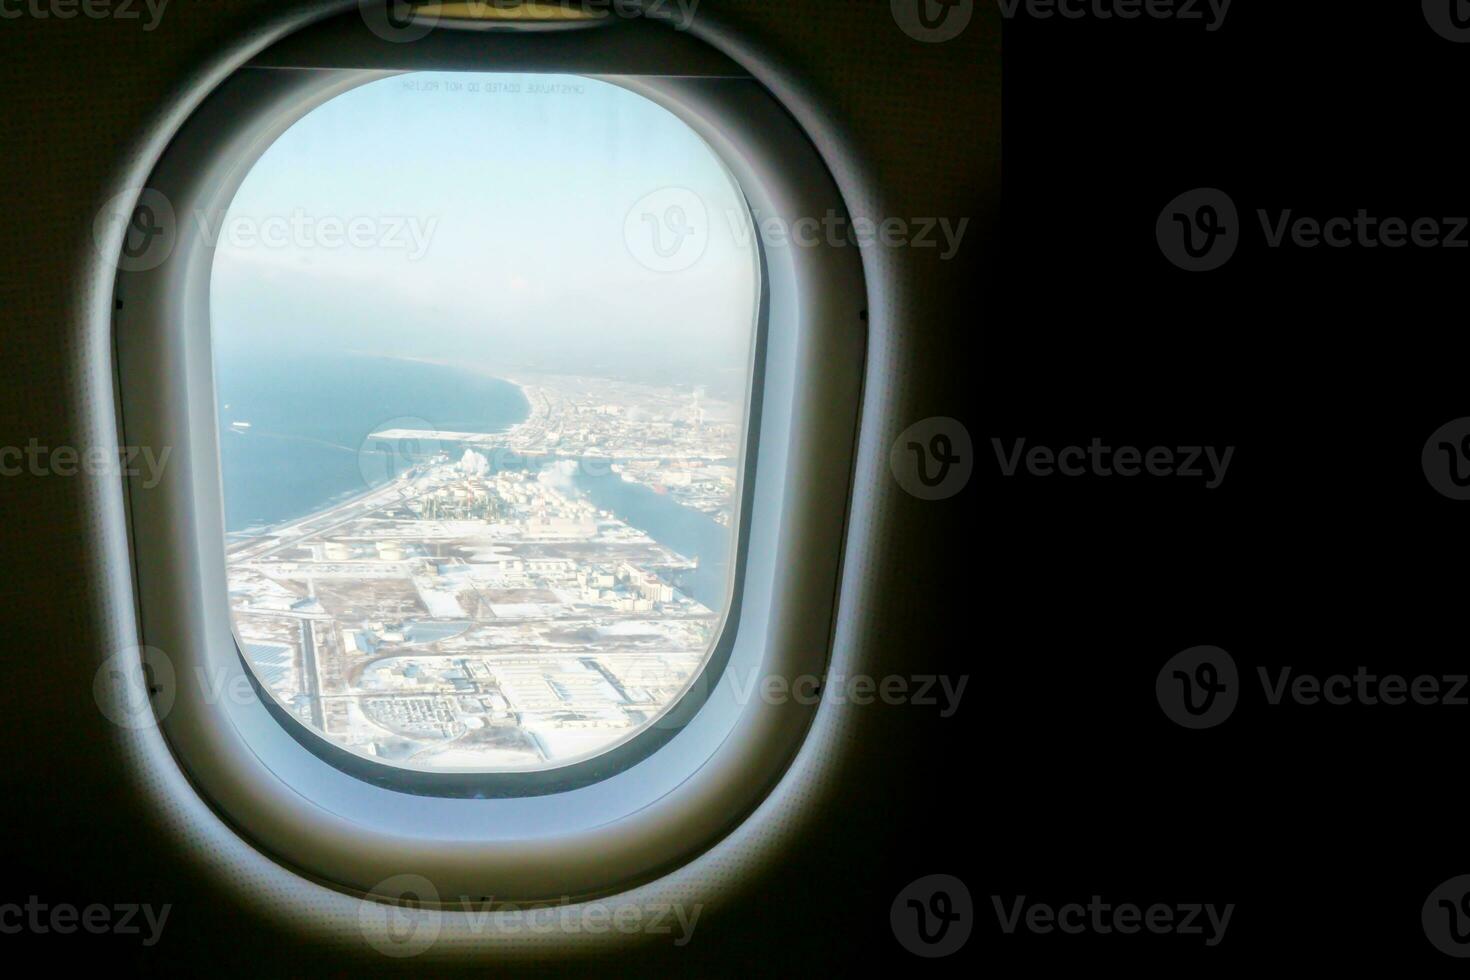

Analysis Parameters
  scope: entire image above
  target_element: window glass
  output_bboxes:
[212,71,759,771]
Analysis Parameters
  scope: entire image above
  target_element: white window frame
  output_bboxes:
[112,15,866,907]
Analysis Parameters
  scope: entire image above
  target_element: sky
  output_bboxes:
[210,71,759,394]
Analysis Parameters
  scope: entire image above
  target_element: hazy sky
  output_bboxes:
[211,72,758,391]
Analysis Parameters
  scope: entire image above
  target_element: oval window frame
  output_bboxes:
[112,14,867,906]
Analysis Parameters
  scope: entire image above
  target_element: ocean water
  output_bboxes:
[215,353,734,607]
[215,353,530,533]
[574,467,736,610]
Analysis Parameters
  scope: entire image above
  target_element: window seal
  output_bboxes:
[220,93,775,793]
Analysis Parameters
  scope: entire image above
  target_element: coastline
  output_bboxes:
[225,363,533,540]
[224,366,737,606]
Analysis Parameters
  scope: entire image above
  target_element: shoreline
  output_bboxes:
[227,367,534,540]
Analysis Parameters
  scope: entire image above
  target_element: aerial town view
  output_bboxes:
[224,374,745,771]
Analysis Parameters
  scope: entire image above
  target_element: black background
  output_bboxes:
[966,0,1466,972]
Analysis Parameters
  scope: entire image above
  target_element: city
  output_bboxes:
[225,373,744,770]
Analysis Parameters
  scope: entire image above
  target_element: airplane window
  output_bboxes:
[211,71,760,774]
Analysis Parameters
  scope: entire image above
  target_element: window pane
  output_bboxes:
[212,72,758,772]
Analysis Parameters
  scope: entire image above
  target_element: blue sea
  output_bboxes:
[216,353,733,607]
